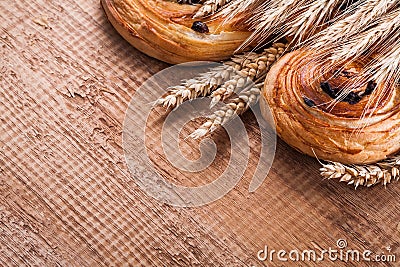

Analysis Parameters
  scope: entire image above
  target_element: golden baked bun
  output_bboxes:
[260,49,400,164]
[101,0,251,64]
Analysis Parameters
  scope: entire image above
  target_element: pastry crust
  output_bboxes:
[101,0,251,64]
[261,49,400,164]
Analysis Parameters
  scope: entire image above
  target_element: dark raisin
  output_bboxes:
[343,92,362,105]
[364,81,377,95]
[321,81,363,104]
[191,21,209,33]
[303,97,316,107]
[320,81,337,98]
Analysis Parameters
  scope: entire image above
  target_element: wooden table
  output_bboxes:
[1,0,399,266]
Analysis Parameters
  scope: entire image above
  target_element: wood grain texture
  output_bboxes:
[0,0,399,266]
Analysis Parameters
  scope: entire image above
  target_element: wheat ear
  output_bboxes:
[154,43,286,109]
[210,43,287,107]
[154,54,260,109]
[320,157,400,188]
[326,8,400,64]
[311,0,398,50]
[189,86,261,139]
[193,0,232,18]
[229,0,344,50]
[188,42,287,138]
[216,0,261,24]
[209,74,252,108]
[153,42,287,140]
[154,65,236,108]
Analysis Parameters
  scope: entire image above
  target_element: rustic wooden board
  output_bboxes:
[0,0,399,266]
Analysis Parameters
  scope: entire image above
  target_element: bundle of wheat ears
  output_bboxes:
[102,0,400,188]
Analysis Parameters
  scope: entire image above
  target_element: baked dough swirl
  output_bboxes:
[101,0,251,64]
[261,49,400,164]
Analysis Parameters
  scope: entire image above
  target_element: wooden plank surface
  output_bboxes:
[0,0,399,266]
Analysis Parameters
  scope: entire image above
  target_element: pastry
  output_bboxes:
[101,0,251,64]
[261,49,400,164]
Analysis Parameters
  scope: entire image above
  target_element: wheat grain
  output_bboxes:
[154,53,262,109]
[154,42,287,139]
[357,11,400,87]
[237,0,302,49]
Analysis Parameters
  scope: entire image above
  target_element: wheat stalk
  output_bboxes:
[189,86,261,139]
[193,0,232,18]
[320,157,400,188]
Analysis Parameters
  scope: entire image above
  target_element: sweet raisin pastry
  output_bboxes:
[101,0,251,64]
[261,49,400,164]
